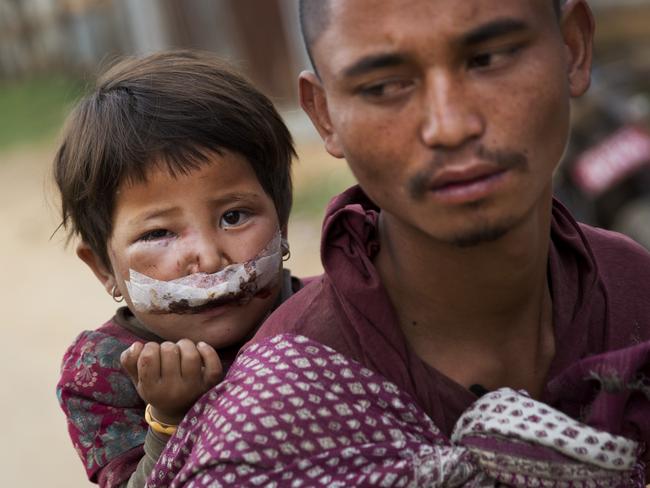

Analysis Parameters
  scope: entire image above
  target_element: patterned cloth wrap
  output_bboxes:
[147,334,645,487]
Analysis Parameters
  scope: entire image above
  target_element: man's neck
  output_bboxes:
[375,197,555,395]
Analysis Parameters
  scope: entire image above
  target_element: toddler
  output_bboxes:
[55,51,298,488]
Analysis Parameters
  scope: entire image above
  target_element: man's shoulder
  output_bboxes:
[256,275,331,336]
[578,222,650,277]
[577,223,650,346]
[254,275,350,348]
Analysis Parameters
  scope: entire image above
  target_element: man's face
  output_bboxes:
[305,0,591,246]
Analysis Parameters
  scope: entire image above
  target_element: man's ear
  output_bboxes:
[561,0,595,97]
[76,242,117,297]
[299,71,345,159]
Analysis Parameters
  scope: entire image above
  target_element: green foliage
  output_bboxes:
[293,168,356,218]
[0,76,84,150]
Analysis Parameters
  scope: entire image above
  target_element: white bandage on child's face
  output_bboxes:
[125,232,283,314]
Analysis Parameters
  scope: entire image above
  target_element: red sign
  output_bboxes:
[572,125,650,197]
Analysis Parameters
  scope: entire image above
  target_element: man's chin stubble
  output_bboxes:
[432,197,528,248]
[442,210,521,248]
[447,223,513,248]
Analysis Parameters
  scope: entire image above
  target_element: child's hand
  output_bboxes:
[120,339,223,426]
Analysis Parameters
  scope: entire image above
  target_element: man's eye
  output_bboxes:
[360,79,413,100]
[139,229,174,241]
[467,46,521,70]
[468,52,495,69]
[220,210,251,228]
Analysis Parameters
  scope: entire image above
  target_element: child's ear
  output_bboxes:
[76,242,117,297]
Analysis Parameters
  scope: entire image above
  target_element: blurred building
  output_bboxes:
[0,0,648,101]
[0,0,309,106]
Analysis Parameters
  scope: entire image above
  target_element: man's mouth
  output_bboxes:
[427,164,511,204]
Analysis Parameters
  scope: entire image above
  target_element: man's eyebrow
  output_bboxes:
[341,53,407,78]
[461,18,530,45]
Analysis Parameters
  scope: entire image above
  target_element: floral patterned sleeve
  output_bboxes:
[56,326,149,487]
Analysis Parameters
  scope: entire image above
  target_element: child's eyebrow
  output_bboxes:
[210,191,264,205]
[129,207,180,226]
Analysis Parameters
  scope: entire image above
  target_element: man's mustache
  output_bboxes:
[408,145,529,200]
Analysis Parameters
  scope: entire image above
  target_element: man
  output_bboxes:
[148,1,650,485]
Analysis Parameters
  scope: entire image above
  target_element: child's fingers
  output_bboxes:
[137,342,161,386]
[176,339,201,379]
[120,342,142,383]
[197,342,223,387]
[159,341,181,379]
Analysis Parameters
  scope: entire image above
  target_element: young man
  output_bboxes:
[148,1,650,485]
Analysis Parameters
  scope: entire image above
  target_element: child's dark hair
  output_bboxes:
[54,50,295,269]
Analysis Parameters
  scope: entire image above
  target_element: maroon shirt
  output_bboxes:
[255,185,650,461]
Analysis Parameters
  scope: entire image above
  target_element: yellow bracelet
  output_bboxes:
[145,404,178,436]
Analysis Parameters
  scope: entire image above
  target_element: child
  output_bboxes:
[54,51,298,488]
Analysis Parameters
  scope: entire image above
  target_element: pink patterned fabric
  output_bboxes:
[57,318,148,486]
[147,335,645,487]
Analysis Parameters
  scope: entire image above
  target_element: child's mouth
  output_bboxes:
[165,293,244,315]
[157,286,273,315]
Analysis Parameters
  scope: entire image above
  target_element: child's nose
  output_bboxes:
[184,235,228,275]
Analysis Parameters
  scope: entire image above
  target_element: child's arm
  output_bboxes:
[121,429,168,488]
[118,339,223,488]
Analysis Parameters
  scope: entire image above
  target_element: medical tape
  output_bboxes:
[125,232,283,313]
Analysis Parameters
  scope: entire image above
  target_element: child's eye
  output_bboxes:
[138,229,174,241]
[220,210,251,229]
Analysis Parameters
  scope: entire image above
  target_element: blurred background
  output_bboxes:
[0,1,648,486]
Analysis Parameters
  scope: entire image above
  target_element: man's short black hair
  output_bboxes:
[299,0,330,71]
[299,0,564,70]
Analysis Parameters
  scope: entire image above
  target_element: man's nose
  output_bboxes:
[419,71,485,149]
[183,232,227,275]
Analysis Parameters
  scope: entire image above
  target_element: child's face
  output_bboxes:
[106,150,281,348]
